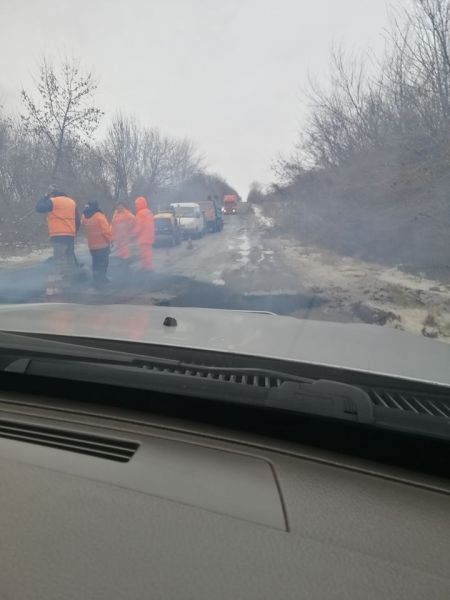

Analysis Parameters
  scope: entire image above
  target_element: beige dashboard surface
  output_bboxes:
[0,399,448,600]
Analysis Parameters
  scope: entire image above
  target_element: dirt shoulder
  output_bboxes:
[265,232,450,341]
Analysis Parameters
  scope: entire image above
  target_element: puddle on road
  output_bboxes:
[239,235,251,250]
[226,230,253,268]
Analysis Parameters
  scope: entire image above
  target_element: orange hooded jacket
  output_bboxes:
[133,196,155,245]
[111,206,135,244]
[81,211,112,250]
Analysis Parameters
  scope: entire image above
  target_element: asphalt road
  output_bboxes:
[0,213,323,317]
[3,212,442,337]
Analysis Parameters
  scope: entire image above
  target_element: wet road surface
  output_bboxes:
[2,211,448,339]
[0,214,324,318]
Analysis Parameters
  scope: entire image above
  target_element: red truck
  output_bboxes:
[222,194,238,215]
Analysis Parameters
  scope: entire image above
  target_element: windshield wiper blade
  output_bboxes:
[5,355,449,440]
[0,330,313,385]
[5,357,372,421]
[0,334,374,424]
[4,356,309,406]
[0,331,142,364]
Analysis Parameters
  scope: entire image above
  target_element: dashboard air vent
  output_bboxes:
[0,420,138,462]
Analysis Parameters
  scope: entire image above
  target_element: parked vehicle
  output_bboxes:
[223,194,238,214]
[154,212,182,246]
[170,203,205,239]
[198,199,223,232]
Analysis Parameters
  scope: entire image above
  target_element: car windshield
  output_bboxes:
[155,218,172,230]
[1,0,450,387]
[173,207,197,218]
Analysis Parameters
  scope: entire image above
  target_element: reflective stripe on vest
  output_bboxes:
[47,196,77,237]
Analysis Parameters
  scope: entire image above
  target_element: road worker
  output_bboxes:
[111,202,135,261]
[35,185,80,288]
[133,196,155,271]
[81,201,112,288]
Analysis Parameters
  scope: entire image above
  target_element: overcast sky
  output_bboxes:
[0,0,393,195]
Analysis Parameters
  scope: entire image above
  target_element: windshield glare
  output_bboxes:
[1,0,450,381]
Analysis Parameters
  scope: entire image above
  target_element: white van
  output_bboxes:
[170,203,205,239]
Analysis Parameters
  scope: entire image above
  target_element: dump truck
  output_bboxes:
[223,194,238,215]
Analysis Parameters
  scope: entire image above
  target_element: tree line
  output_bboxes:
[248,0,450,268]
[0,57,237,246]
[274,0,450,185]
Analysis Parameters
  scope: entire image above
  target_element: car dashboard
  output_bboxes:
[0,386,449,600]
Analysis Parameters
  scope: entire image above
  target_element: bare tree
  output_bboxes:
[247,181,265,203]
[411,0,450,128]
[276,0,450,183]
[164,138,202,187]
[0,110,12,205]
[132,128,202,201]
[385,0,450,139]
[101,113,140,202]
[21,57,102,182]
[138,128,173,191]
[100,114,203,207]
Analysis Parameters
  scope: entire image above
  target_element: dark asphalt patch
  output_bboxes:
[155,279,326,315]
[0,259,325,318]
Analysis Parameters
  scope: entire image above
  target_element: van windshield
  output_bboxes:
[174,207,197,217]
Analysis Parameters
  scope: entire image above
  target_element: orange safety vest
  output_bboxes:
[81,212,112,250]
[47,195,77,237]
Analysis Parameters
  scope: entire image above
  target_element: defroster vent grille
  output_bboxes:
[368,389,450,419]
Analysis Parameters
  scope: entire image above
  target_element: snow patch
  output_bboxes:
[0,247,52,267]
[253,205,274,229]
[273,236,450,342]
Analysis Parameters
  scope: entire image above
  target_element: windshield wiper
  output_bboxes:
[3,351,449,441]
[0,330,312,385]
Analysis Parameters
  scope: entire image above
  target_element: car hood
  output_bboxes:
[0,303,448,386]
